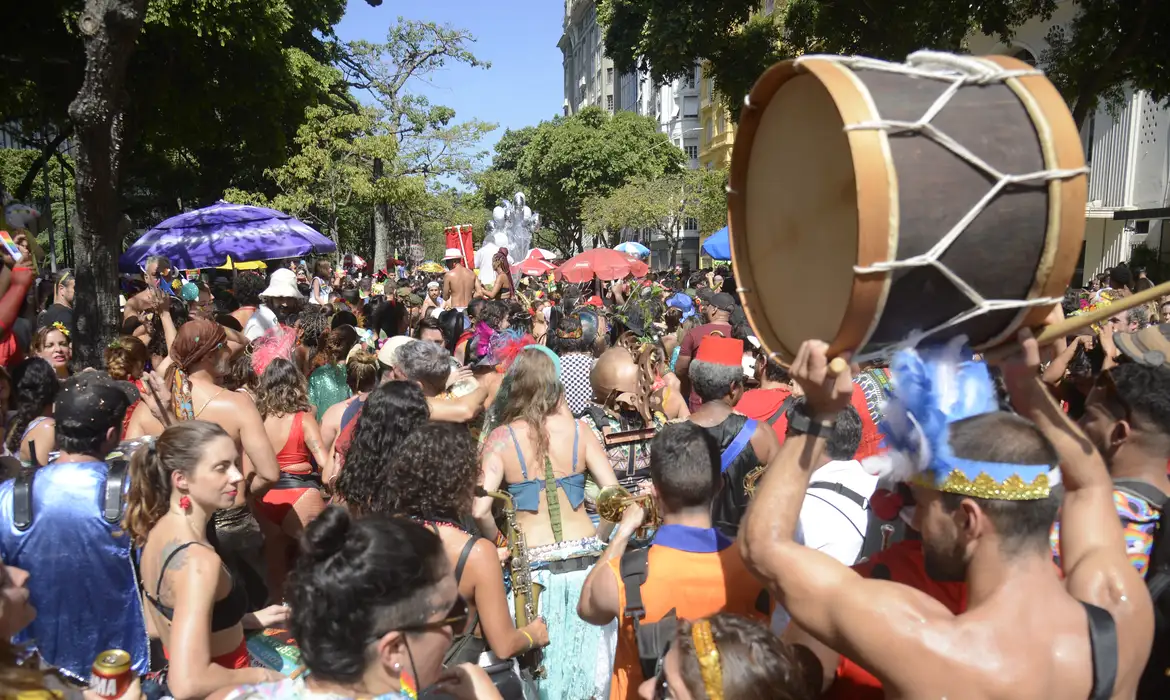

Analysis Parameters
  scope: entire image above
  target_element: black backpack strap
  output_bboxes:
[1082,602,1118,700]
[12,468,35,532]
[754,587,771,616]
[1111,479,1170,511]
[454,535,479,584]
[620,547,676,680]
[766,395,795,427]
[807,481,869,509]
[104,459,131,524]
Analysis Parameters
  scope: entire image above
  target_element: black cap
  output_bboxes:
[709,292,736,312]
[54,371,137,440]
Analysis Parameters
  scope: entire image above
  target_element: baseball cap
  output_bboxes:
[709,292,736,312]
[1113,323,1170,367]
[54,371,137,440]
[378,335,416,369]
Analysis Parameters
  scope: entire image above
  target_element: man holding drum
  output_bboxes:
[741,337,1152,700]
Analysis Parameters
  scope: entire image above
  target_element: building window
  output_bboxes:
[684,71,696,90]
[607,67,614,85]
[705,121,713,142]
[607,94,614,111]
[685,144,698,159]
[684,217,699,231]
[683,96,699,117]
[718,113,726,134]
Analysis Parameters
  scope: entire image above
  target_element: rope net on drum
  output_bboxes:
[785,51,1089,359]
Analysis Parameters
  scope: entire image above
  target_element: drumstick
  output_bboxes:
[1031,279,1170,345]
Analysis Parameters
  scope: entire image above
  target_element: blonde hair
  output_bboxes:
[494,349,564,469]
[105,335,148,381]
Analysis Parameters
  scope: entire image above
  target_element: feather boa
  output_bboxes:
[861,336,998,484]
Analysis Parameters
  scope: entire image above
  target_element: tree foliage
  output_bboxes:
[600,0,1168,127]
[584,169,726,265]
[504,107,685,256]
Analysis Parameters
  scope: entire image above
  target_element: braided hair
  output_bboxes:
[6,359,60,455]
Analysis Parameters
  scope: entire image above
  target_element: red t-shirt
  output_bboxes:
[678,322,733,409]
[736,387,793,440]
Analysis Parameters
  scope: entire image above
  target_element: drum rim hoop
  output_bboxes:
[729,56,894,364]
[974,55,1087,349]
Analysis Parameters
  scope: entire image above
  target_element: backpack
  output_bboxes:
[1112,480,1170,699]
[619,547,770,679]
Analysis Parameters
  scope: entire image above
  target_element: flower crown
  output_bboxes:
[51,322,70,338]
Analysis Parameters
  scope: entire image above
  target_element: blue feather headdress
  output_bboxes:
[861,337,1052,501]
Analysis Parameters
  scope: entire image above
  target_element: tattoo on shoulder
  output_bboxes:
[159,539,192,574]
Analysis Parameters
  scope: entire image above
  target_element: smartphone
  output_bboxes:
[0,231,21,263]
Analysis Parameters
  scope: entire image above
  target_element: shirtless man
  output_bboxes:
[741,337,1153,700]
[124,255,174,320]
[442,248,475,313]
[124,319,281,498]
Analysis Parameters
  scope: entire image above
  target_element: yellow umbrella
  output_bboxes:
[215,256,267,271]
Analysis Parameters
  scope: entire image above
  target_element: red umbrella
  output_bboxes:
[512,252,557,276]
[555,248,649,284]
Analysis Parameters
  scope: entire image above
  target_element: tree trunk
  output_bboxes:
[372,157,392,270]
[67,0,147,369]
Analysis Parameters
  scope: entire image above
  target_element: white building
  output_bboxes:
[968,3,1170,285]
[558,0,616,116]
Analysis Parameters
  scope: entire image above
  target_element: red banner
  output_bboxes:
[444,225,474,269]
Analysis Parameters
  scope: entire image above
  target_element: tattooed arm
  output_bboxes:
[301,412,331,473]
[161,543,278,699]
[473,427,511,541]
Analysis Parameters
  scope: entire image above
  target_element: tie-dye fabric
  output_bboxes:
[1050,487,1159,576]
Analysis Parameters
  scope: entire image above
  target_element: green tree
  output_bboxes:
[584,169,726,267]
[516,107,685,256]
[336,18,495,268]
[601,1,1169,128]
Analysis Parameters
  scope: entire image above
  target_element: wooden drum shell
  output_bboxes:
[728,55,1086,363]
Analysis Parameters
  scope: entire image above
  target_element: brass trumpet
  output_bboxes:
[597,485,660,533]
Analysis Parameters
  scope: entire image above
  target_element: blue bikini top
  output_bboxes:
[505,423,585,512]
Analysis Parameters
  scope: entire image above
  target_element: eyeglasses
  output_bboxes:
[368,597,469,644]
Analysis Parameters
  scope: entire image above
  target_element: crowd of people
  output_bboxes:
[0,235,1167,700]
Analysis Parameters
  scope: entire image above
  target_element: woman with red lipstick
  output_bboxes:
[125,421,286,699]
[31,323,72,378]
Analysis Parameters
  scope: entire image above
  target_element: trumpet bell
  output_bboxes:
[597,485,632,523]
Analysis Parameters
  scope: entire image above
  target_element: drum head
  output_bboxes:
[740,72,859,360]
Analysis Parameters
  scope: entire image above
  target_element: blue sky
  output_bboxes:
[335,0,565,162]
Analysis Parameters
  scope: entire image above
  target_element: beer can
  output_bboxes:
[89,649,133,699]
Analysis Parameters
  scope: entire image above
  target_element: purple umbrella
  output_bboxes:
[119,201,337,273]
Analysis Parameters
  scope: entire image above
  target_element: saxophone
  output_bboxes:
[487,490,546,679]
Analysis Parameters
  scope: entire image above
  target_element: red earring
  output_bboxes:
[179,495,191,510]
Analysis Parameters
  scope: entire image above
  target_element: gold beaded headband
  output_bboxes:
[691,620,723,700]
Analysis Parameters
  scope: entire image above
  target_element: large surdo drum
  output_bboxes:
[729,52,1088,362]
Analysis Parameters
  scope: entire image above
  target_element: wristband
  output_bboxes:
[494,531,509,548]
[786,409,837,438]
[521,629,534,650]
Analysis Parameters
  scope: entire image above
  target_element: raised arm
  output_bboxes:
[739,341,948,693]
[1001,332,1151,611]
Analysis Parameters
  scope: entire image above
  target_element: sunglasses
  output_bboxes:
[368,597,469,644]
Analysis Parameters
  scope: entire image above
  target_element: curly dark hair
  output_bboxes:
[551,314,590,354]
[507,303,532,334]
[234,272,267,307]
[296,307,330,349]
[336,381,430,513]
[480,300,507,330]
[287,508,447,683]
[367,422,479,520]
[6,358,60,454]
[223,351,259,393]
[255,357,311,418]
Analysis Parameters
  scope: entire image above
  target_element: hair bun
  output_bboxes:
[301,506,353,562]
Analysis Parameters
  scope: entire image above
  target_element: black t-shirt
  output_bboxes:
[37,304,73,332]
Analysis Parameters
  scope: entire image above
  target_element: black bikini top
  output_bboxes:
[142,541,249,632]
